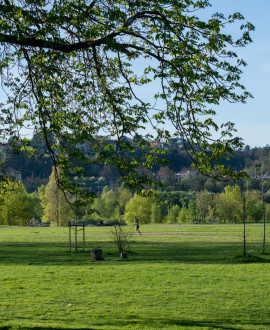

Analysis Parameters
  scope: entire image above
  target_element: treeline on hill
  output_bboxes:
[3,132,270,194]
[1,166,270,226]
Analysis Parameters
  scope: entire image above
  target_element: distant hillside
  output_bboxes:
[4,133,270,193]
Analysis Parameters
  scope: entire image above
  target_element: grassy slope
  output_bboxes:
[0,224,270,329]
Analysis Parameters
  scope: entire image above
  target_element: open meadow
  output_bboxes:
[0,223,270,329]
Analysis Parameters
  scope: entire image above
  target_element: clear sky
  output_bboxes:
[200,0,270,147]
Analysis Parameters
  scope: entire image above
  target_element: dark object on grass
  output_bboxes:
[120,252,127,259]
[91,249,103,261]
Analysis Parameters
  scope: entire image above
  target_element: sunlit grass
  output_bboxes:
[0,224,269,329]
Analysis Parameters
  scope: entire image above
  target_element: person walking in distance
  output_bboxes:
[134,216,142,236]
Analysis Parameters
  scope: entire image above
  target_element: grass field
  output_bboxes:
[0,223,270,329]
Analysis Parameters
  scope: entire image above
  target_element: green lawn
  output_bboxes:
[0,224,270,329]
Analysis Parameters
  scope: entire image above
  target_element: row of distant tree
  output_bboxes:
[0,168,269,226]
[87,184,270,225]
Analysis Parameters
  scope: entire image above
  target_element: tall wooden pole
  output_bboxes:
[83,224,85,251]
[243,193,246,258]
[262,179,266,254]
[75,222,77,252]
[69,223,71,252]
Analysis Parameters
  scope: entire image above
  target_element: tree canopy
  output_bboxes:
[0,0,254,200]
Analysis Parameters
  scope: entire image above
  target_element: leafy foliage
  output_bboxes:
[124,193,155,224]
[0,0,254,200]
[0,179,33,225]
[42,167,72,226]
[214,185,241,223]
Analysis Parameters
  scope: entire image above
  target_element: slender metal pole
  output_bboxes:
[243,193,246,258]
[69,223,71,252]
[83,225,85,251]
[75,223,77,252]
[262,179,266,254]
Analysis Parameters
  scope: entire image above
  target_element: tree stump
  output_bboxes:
[120,252,127,258]
[91,249,103,261]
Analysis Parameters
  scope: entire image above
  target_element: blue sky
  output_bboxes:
[201,0,270,147]
[135,1,270,147]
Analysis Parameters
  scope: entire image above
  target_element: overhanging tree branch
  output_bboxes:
[0,0,254,200]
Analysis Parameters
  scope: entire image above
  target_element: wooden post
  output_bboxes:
[69,222,71,252]
[262,180,266,254]
[83,224,85,251]
[75,222,77,252]
[68,222,86,252]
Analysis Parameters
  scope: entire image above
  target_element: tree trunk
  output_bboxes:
[56,190,59,227]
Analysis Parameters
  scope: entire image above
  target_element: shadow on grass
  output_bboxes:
[91,315,270,330]
[232,254,268,263]
[0,327,95,330]
[2,317,270,330]
[0,240,269,266]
